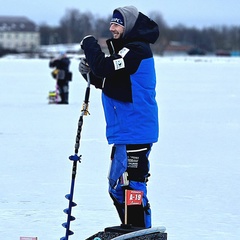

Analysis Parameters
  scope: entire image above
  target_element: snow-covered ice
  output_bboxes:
[0,56,240,240]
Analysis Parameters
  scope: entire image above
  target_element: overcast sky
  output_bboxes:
[1,0,240,28]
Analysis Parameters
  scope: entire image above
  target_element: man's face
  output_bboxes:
[109,23,124,39]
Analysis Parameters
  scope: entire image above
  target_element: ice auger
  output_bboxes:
[61,74,91,240]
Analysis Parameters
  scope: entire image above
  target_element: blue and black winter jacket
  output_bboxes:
[82,11,159,145]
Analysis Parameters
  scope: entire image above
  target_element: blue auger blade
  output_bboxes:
[63,202,77,213]
[62,215,76,224]
[62,222,68,228]
[63,208,76,215]
[65,195,77,206]
[65,194,71,200]
[60,229,74,240]
[71,201,77,207]
[62,217,75,228]
[67,229,74,235]
[63,208,70,214]
[62,222,75,229]
[69,154,81,161]
[69,215,76,221]
[63,209,76,216]
[65,201,77,207]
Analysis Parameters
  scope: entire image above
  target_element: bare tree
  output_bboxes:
[59,9,94,43]
[148,11,169,55]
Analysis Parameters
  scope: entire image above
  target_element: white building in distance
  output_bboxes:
[0,16,40,52]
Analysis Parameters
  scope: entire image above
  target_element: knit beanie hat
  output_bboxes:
[111,6,139,37]
[110,10,124,27]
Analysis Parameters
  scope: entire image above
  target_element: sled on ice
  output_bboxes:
[86,225,167,240]
[48,89,61,104]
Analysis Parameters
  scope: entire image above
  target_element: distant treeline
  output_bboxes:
[39,9,240,54]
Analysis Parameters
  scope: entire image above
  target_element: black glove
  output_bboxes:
[79,58,90,75]
[80,35,94,50]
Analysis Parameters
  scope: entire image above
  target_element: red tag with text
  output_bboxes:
[126,190,143,206]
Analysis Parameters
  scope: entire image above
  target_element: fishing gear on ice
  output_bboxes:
[60,74,91,240]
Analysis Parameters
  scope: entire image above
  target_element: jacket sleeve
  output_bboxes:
[82,36,126,79]
[81,37,150,78]
[49,59,56,68]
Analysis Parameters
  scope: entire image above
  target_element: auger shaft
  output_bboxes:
[61,74,91,240]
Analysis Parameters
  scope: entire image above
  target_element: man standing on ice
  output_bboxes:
[79,6,159,228]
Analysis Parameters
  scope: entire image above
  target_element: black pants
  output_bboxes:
[57,80,69,104]
[109,144,152,228]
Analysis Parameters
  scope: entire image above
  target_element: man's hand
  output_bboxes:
[79,58,90,75]
[80,35,94,50]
